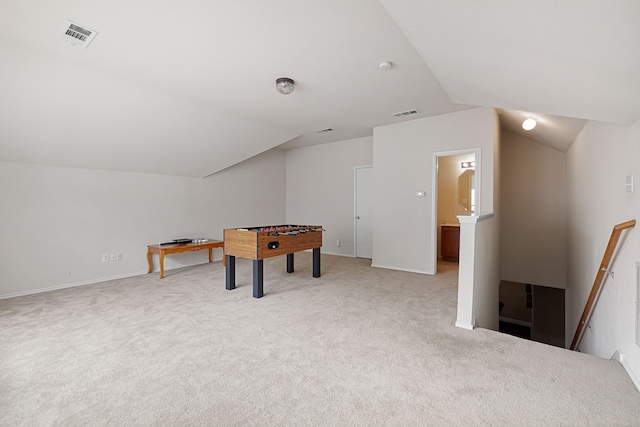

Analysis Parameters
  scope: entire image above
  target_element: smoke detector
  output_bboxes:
[58,20,98,48]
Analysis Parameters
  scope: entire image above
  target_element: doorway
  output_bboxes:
[354,166,373,259]
[499,280,565,347]
[431,149,481,274]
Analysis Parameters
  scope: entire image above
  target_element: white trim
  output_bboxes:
[1,271,146,299]
[622,357,640,392]
[455,321,475,330]
[0,261,221,300]
[321,251,354,258]
[431,148,482,275]
[458,213,495,224]
[613,350,640,392]
[371,263,430,275]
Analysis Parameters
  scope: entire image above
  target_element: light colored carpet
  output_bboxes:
[1,254,639,426]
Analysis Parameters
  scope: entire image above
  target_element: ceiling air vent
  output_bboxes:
[315,128,334,133]
[58,20,98,48]
[393,109,420,118]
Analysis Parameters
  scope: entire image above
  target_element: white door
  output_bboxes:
[355,166,373,259]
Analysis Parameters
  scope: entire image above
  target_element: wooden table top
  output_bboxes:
[148,239,223,250]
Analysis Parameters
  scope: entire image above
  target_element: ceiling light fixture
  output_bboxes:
[378,61,392,70]
[275,77,295,95]
[522,116,538,130]
[461,161,475,169]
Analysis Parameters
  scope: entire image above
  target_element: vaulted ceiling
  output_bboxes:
[1,1,638,177]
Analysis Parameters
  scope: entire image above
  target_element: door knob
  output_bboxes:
[356,216,360,219]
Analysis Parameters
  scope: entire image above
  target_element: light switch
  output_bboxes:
[626,175,634,193]
[416,191,426,197]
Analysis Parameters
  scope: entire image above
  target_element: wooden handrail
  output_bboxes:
[570,219,636,351]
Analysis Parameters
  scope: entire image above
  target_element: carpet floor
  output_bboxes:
[1,254,639,426]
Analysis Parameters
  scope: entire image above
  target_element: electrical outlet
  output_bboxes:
[102,254,109,262]
[116,253,123,261]
[109,253,116,261]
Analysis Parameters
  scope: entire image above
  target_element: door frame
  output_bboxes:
[431,148,481,274]
[354,165,373,258]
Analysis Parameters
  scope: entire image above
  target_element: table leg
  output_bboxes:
[159,251,165,279]
[286,253,294,273]
[147,249,153,274]
[253,259,264,298]
[226,255,236,290]
[208,248,213,263]
[222,249,226,267]
[312,248,321,278]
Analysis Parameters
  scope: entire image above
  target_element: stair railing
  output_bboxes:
[570,219,636,351]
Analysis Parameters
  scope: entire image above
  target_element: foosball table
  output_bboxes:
[224,224,323,298]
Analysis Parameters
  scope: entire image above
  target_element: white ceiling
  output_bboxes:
[1,0,638,177]
[497,109,587,153]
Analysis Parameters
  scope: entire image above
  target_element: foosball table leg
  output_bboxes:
[286,253,294,273]
[253,259,264,298]
[225,255,236,290]
[312,248,321,278]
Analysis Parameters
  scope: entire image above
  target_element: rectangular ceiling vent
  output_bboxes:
[315,128,334,133]
[58,20,98,48]
[392,109,420,118]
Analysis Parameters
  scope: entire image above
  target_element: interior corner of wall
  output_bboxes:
[610,350,622,362]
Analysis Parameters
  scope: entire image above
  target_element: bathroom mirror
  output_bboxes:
[458,169,475,213]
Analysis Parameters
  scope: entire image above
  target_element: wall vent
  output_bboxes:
[58,20,98,48]
[315,128,334,133]
[392,109,420,118]
[636,262,640,347]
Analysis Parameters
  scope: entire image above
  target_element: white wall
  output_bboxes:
[285,137,373,257]
[0,149,286,298]
[372,108,496,274]
[566,119,640,387]
[501,130,567,289]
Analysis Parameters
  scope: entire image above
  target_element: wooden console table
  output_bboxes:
[147,240,224,279]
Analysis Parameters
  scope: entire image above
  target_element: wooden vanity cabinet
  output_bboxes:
[441,225,460,263]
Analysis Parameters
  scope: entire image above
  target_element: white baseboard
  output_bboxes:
[620,353,640,392]
[610,350,640,392]
[455,321,474,330]
[1,271,145,299]
[0,260,220,300]
[622,359,640,392]
[320,251,354,258]
[371,263,430,275]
